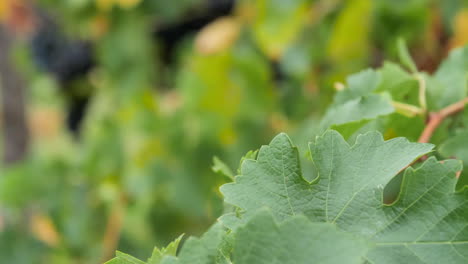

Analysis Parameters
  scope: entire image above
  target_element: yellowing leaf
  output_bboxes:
[0,1,8,21]
[248,0,311,59]
[29,108,63,140]
[96,0,115,11]
[219,125,237,145]
[195,17,241,55]
[30,212,60,247]
[91,15,110,38]
[159,91,182,116]
[450,9,468,49]
[328,0,373,62]
[187,53,241,118]
[117,0,142,10]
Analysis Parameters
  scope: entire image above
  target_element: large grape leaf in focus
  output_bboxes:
[230,211,368,264]
[107,211,369,264]
[222,131,468,263]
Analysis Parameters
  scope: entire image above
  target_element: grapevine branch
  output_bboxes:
[418,97,468,143]
[398,98,468,178]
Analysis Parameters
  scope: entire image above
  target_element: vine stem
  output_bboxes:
[100,194,127,263]
[418,97,468,143]
[415,73,427,113]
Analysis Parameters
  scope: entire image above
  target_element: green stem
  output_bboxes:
[414,73,427,113]
[392,101,424,117]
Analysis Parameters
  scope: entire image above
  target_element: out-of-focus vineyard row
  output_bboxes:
[1,0,468,263]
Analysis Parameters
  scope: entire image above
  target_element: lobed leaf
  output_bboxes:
[222,131,468,263]
[107,130,468,264]
[221,130,433,222]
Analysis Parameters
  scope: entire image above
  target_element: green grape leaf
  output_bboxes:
[377,62,419,102]
[105,236,183,264]
[427,46,468,110]
[246,0,311,59]
[321,63,426,139]
[231,210,368,264]
[160,223,227,264]
[334,69,382,103]
[221,131,433,221]
[107,224,227,264]
[148,235,184,264]
[157,210,369,264]
[365,158,467,263]
[321,69,394,137]
[439,130,468,164]
[237,150,259,174]
[106,130,468,264]
[320,94,394,135]
[105,251,146,264]
[221,131,468,262]
[212,157,235,180]
[439,130,468,189]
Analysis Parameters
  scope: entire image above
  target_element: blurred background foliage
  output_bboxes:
[1,0,468,263]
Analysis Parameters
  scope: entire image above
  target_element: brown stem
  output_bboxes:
[100,194,127,263]
[0,25,29,165]
[418,98,468,143]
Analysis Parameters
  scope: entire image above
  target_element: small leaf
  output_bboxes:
[321,94,394,135]
[439,131,468,164]
[321,69,394,137]
[237,150,258,174]
[377,62,420,108]
[105,251,146,264]
[148,235,184,264]
[439,130,468,189]
[212,157,235,181]
[397,38,418,73]
[159,223,227,264]
[427,46,468,110]
[334,69,381,104]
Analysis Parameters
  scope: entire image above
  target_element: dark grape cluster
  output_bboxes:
[66,96,89,134]
[30,26,64,71]
[28,0,234,135]
[51,41,94,84]
[30,24,94,84]
[30,18,95,136]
